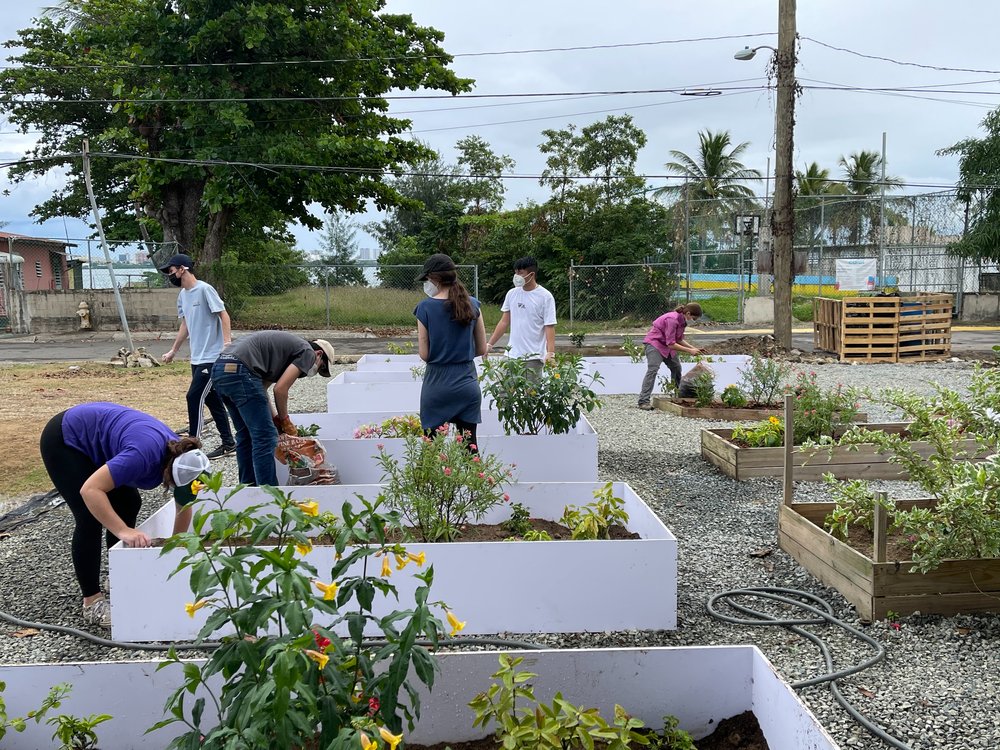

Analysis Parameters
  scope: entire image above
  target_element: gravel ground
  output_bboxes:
[1,360,996,749]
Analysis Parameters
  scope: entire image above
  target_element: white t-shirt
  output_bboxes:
[500,285,557,360]
[177,280,226,365]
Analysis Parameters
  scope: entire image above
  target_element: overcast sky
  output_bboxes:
[2,0,999,254]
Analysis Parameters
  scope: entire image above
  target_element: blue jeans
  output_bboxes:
[211,357,278,486]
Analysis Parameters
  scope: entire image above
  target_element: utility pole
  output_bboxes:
[771,0,797,349]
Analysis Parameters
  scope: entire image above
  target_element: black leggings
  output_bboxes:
[423,419,478,450]
[39,412,142,598]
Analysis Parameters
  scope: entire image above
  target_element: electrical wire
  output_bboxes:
[707,586,912,750]
[0,607,544,652]
[802,36,1000,76]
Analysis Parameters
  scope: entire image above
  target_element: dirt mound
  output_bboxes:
[704,335,838,364]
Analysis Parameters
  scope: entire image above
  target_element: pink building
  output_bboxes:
[0,232,75,291]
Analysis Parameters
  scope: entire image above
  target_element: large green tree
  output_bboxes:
[1,0,471,264]
[657,129,761,216]
[939,108,1000,262]
[831,150,903,245]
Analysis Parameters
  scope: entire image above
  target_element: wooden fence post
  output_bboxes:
[783,393,794,506]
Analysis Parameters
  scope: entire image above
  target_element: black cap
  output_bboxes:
[158,253,194,273]
[416,253,456,281]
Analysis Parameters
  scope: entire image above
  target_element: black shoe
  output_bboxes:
[206,443,237,460]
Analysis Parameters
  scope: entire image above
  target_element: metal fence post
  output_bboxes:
[324,269,330,329]
[569,260,575,326]
[474,265,479,300]
[817,197,825,298]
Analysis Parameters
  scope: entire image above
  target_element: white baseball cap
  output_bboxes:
[172,449,211,505]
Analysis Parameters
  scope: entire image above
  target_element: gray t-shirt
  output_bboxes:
[177,280,226,365]
[222,331,315,383]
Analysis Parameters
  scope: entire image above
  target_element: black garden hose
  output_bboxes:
[707,586,912,750]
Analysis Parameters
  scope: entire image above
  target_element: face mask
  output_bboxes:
[423,280,438,297]
[168,274,182,287]
[512,274,526,288]
[306,360,320,377]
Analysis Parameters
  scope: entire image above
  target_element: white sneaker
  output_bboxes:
[82,597,112,628]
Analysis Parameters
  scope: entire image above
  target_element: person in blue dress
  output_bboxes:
[39,402,211,628]
[414,254,488,444]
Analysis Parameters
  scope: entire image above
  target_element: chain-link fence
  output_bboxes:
[568,262,680,325]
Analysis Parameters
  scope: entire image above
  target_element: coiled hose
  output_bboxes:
[707,586,912,750]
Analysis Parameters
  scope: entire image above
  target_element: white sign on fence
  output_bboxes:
[835,258,877,291]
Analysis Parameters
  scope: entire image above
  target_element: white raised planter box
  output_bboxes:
[0,646,839,750]
[108,481,675,642]
[288,409,598,483]
[326,369,423,413]
[584,355,753,396]
[355,353,424,371]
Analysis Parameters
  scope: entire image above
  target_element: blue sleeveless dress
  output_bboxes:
[413,297,482,430]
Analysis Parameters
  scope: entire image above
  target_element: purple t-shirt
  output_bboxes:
[61,403,178,489]
[643,310,686,359]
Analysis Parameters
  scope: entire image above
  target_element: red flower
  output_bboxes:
[313,629,331,650]
[444,467,452,476]
[368,696,380,715]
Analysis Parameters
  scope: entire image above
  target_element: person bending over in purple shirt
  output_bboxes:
[39,402,211,628]
[637,303,706,410]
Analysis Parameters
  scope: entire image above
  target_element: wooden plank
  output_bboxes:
[872,592,1000,620]
[652,399,784,421]
[699,428,738,463]
[873,496,888,563]
[700,442,737,479]
[875,558,1000,596]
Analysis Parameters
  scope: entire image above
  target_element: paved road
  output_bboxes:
[0,326,995,363]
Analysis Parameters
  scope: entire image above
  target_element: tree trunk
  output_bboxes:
[202,206,235,266]
[771,0,796,349]
[150,178,206,255]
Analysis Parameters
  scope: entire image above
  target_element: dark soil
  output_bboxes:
[150,519,638,547]
[668,398,776,410]
[408,710,768,750]
[844,524,916,562]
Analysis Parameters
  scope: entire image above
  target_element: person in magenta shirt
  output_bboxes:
[637,303,705,409]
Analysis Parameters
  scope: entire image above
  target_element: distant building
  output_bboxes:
[0,232,77,291]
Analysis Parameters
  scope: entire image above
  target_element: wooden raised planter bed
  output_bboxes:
[778,499,1000,620]
[652,397,783,421]
[700,420,917,481]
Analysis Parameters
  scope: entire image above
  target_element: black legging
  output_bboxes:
[39,412,142,598]
[423,419,478,451]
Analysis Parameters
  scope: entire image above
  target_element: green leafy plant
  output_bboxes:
[657,375,677,395]
[569,331,587,348]
[822,473,896,541]
[354,414,423,439]
[503,502,533,537]
[621,334,645,363]
[731,415,784,448]
[522,529,553,541]
[560,482,629,540]
[469,654,652,750]
[720,385,748,408]
[409,364,426,380]
[376,430,513,542]
[1,682,108,749]
[154,472,454,749]
[788,371,860,444]
[480,353,603,436]
[386,341,415,355]
[738,355,790,407]
[690,371,716,407]
[296,423,320,437]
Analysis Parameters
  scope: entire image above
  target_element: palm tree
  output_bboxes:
[832,151,903,245]
[794,162,844,244]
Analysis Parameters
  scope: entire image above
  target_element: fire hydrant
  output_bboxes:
[76,301,92,330]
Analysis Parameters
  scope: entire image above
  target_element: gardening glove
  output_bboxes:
[273,414,297,436]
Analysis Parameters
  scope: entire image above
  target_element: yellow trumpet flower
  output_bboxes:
[381,555,393,578]
[408,551,426,567]
[305,649,330,670]
[184,599,207,618]
[314,580,338,601]
[359,732,377,750]
[446,610,466,636]
[190,479,206,495]
[296,500,320,517]
[295,541,313,556]
[394,553,409,571]
[379,727,403,749]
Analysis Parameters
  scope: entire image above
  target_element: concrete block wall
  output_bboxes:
[959,293,1000,322]
[25,288,179,333]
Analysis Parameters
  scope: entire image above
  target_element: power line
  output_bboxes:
[0,32,777,71]
[802,36,1000,75]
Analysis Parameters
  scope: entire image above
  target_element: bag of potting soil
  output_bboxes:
[678,361,715,399]
[275,434,341,486]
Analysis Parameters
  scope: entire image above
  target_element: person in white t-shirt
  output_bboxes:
[485,256,557,376]
[159,253,236,460]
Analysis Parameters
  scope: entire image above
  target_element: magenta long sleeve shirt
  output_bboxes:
[643,310,686,359]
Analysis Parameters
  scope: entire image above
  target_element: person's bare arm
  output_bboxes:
[162,319,189,363]
[173,503,193,535]
[473,316,488,357]
[80,465,150,548]
[417,320,430,361]
[485,311,511,357]
[544,324,556,363]
[272,364,302,422]
[219,310,232,346]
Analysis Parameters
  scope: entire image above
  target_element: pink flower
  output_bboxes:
[421,435,431,443]
[439,453,447,461]
[487,476,495,485]
[443,467,452,476]
[455,434,463,443]
[472,456,481,463]
[478,472,485,478]
[503,493,510,502]
[469,444,478,451]
[376,443,384,450]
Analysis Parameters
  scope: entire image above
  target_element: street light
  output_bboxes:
[733,45,777,62]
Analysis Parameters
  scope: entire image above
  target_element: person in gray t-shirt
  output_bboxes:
[211,331,335,486]
[159,253,235,459]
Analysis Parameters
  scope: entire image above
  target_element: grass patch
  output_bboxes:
[792,297,815,322]
[0,362,192,505]
[697,296,740,323]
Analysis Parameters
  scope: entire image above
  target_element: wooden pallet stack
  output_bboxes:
[812,294,953,363]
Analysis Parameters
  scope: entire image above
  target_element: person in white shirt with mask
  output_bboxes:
[485,256,557,376]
